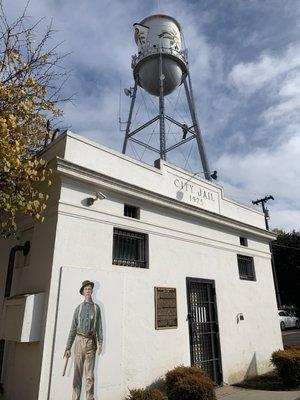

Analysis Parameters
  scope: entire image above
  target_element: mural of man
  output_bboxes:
[64,280,103,400]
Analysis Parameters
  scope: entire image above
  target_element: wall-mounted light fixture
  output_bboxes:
[86,191,106,206]
[236,313,244,324]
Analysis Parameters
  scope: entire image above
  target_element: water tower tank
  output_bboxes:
[132,14,188,96]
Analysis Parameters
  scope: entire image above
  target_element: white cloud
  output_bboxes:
[279,70,300,97]
[185,85,300,233]
[225,131,247,148]
[3,0,300,232]
[217,133,300,231]
[262,97,300,126]
[229,44,300,95]
[5,0,224,138]
[262,70,300,126]
[271,207,300,231]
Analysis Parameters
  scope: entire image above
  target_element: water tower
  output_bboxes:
[122,14,213,181]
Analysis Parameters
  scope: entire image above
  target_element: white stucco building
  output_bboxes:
[0,131,283,400]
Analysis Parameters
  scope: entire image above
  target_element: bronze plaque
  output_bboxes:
[155,287,177,329]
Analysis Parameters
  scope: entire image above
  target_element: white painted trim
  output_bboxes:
[55,157,276,241]
[41,131,264,217]
[57,207,271,259]
[42,130,163,175]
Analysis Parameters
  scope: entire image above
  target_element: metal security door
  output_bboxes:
[186,278,222,384]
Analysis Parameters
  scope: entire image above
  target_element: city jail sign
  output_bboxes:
[172,176,220,213]
[155,287,178,329]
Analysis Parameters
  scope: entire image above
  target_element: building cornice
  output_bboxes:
[55,157,276,241]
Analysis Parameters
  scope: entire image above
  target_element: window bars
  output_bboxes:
[124,204,140,219]
[113,228,148,268]
[239,237,248,247]
[237,255,256,281]
[186,278,222,384]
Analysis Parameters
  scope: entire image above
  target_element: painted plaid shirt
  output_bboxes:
[66,300,103,350]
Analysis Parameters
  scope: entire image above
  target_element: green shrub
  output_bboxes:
[271,348,300,388]
[165,366,216,400]
[125,388,167,400]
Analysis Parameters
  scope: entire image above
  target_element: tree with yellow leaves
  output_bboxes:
[0,2,70,237]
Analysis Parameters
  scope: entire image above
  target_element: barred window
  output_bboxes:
[124,204,140,219]
[113,228,148,268]
[237,255,256,281]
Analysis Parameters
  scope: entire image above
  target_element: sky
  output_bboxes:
[4,0,300,231]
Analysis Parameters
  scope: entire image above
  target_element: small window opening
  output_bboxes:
[239,237,248,247]
[124,204,140,219]
[237,255,256,281]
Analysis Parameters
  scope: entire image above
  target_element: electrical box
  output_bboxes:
[1,292,45,342]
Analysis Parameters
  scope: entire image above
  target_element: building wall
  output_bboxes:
[0,133,282,400]
[0,183,61,400]
[38,175,282,399]
[56,131,266,229]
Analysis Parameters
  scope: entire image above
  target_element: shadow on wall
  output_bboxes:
[226,352,258,384]
[29,294,43,341]
[93,280,105,400]
[244,352,258,380]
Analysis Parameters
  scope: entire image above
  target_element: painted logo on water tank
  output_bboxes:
[158,29,180,49]
[134,23,149,45]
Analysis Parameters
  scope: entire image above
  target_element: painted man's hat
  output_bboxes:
[80,280,94,294]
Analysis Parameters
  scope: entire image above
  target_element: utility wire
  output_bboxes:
[131,88,143,127]
[183,140,194,171]
[129,141,140,160]
[164,86,194,171]
[166,88,188,125]
[139,119,159,161]
[141,90,151,121]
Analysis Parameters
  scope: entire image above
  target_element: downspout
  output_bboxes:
[4,241,31,298]
[0,241,31,384]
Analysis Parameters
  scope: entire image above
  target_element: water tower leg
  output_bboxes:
[122,81,138,154]
[158,53,166,160]
[183,73,212,181]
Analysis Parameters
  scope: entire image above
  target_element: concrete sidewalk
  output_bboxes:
[216,385,300,400]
